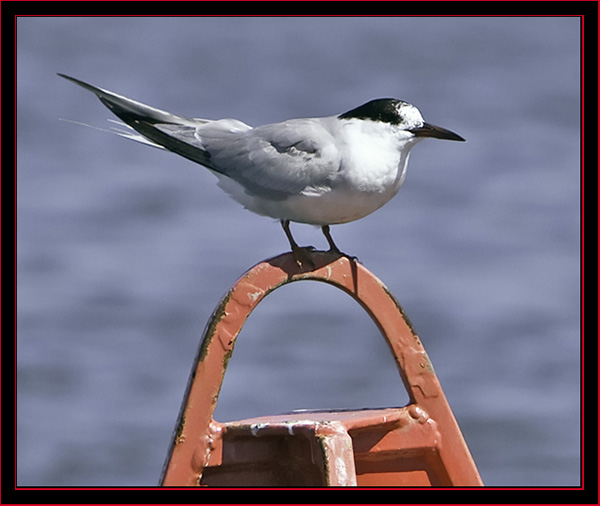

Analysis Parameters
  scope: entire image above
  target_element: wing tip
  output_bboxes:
[58,73,105,96]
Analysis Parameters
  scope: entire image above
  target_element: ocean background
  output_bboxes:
[17,16,580,486]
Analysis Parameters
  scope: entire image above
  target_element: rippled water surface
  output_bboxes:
[17,16,580,486]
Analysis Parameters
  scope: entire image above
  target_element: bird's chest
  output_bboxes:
[340,140,407,194]
[330,121,407,193]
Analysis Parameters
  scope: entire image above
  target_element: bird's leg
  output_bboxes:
[281,220,315,268]
[321,225,342,254]
[321,225,359,263]
[281,219,300,250]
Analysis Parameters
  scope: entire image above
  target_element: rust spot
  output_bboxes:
[381,284,419,337]
[175,414,186,445]
[197,291,233,362]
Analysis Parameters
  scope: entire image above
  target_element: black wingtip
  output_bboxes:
[57,73,80,84]
[58,73,105,96]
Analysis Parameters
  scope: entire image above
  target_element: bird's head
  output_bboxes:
[338,98,465,143]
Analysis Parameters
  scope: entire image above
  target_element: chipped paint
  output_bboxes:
[381,283,418,336]
[197,290,233,362]
[250,423,268,437]
[316,422,357,486]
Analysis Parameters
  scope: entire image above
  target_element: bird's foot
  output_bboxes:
[327,247,359,264]
[326,245,342,255]
[320,225,358,262]
[291,245,316,269]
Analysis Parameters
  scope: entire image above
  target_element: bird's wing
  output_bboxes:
[60,74,341,200]
[59,73,247,171]
[200,119,342,200]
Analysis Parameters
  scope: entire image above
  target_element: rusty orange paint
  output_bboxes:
[160,251,483,487]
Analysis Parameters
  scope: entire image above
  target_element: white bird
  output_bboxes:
[59,74,464,266]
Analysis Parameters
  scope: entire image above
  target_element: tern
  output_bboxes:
[59,74,465,266]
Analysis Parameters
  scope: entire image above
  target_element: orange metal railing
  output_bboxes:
[160,251,483,486]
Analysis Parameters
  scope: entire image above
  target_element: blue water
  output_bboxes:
[17,17,580,486]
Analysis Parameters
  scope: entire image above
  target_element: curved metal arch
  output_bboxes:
[160,252,481,486]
